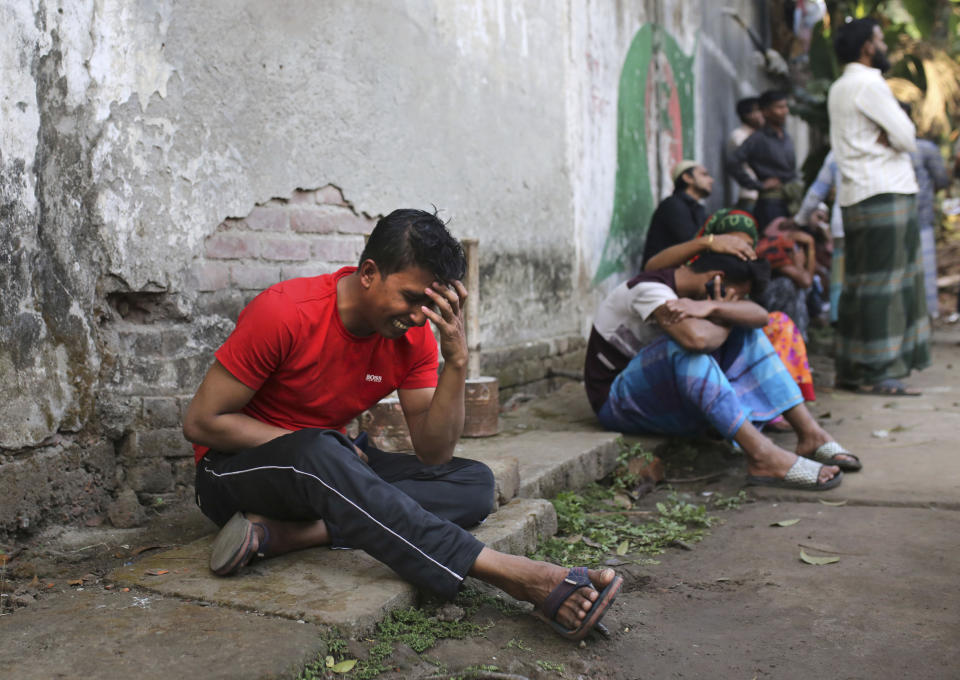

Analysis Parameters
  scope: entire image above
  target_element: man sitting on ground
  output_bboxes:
[184,209,622,641]
[640,160,713,268]
[584,252,860,490]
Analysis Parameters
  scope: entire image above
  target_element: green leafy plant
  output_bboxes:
[536,659,565,674]
[611,438,657,493]
[711,490,749,510]
[531,484,717,566]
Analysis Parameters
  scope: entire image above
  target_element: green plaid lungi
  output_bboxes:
[836,193,930,386]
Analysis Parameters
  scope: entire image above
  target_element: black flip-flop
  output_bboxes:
[536,567,623,642]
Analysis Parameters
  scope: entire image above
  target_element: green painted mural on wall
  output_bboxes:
[594,24,696,283]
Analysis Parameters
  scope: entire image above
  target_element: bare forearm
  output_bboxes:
[645,237,709,270]
[693,319,733,352]
[183,411,292,453]
[708,300,769,328]
[409,362,467,464]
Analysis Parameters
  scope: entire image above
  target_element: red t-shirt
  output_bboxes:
[193,266,439,463]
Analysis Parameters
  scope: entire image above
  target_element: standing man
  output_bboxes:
[727,90,800,229]
[641,160,712,267]
[727,96,764,214]
[828,18,929,396]
[795,151,844,324]
[183,209,622,641]
[901,101,949,317]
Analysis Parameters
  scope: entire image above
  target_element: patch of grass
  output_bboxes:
[299,629,355,680]
[505,637,533,652]
[711,490,749,510]
[530,485,717,566]
[297,596,499,679]
[536,659,565,674]
[455,587,527,618]
[375,605,487,654]
[611,437,655,492]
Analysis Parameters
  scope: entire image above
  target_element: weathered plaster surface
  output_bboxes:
[1,0,781,536]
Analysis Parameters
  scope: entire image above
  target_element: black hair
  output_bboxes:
[359,208,466,283]
[898,99,913,118]
[736,97,760,122]
[834,18,878,65]
[674,170,693,193]
[688,252,771,298]
[758,90,787,109]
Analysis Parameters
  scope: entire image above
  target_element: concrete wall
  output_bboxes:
[0,0,775,538]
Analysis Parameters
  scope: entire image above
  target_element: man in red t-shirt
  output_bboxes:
[183,209,621,641]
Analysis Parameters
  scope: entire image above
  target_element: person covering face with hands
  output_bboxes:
[184,208,622,642]
[585,249,861,491]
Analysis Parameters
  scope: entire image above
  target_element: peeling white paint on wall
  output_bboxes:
[1,1,44,213]
[48,0,175,121]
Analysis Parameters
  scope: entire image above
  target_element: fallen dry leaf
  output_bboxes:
[144,569,169,576]
[331,659,357,673]
[68,579,83,586]
[799,549,840,566]
[770,518,801,527]
[818,499,847,507]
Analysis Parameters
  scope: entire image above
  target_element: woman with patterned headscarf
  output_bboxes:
[644,208,816,408]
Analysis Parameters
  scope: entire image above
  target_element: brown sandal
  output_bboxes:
[209,512,270,576]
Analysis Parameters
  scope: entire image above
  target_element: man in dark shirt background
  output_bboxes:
[641,159,713,267]
[727,90,798,229]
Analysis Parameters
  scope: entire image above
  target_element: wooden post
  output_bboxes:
[462,238,481,379]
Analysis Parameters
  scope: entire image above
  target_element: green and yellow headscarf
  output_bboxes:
[698,208,758,245]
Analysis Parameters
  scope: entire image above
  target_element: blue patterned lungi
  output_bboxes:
[597,327,803,439]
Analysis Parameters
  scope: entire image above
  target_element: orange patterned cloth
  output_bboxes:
[763,311,815,401]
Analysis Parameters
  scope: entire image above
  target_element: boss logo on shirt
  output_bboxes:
[365,374,383,383]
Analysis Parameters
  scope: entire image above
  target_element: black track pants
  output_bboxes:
[195,428,494,599]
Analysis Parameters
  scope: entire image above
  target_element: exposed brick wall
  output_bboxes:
[191,185,372,299]
[87,185,378,524]
[2,182,580,538]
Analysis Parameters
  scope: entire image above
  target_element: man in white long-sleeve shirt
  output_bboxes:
[826,18,929,396]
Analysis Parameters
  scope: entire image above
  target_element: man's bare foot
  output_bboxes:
[469,548,617,630]
[781,406,859,469]
[736,421,840,484]
[244,513,331,557]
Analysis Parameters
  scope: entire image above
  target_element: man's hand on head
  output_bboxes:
[422,279,469,369]
[709,234,757,261]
